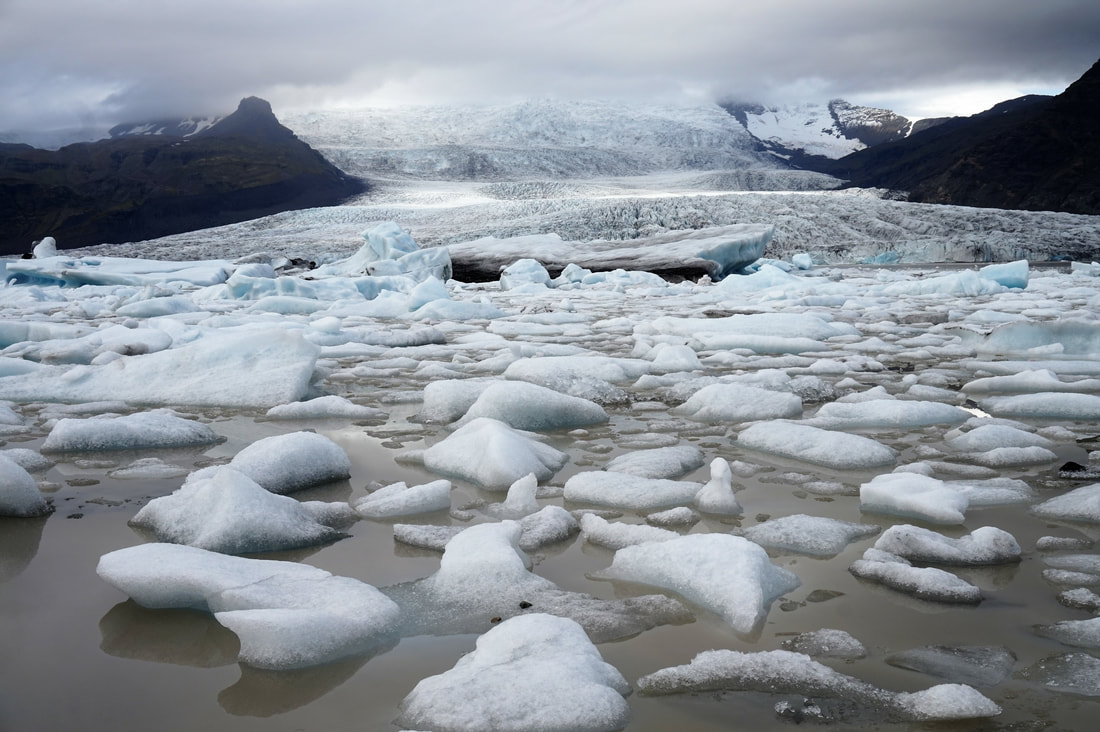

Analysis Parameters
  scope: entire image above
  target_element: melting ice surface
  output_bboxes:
[3,218,1100,730]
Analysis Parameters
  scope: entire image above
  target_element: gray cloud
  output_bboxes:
[1,0,1097,136]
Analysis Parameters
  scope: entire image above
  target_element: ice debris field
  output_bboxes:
[3,221,1100,731]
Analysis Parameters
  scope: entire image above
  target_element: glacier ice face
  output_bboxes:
[397,614,631,732]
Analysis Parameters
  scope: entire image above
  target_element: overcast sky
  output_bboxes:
[2,0,1098,135]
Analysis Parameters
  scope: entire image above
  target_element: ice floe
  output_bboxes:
[353,479,452,519]
[41,410,223,452]
[636,649,1000,722]
[421,418,569,490]
[397,613,631,732]
[96,543,402,669]
[871,525,1021,565]
[130,466,354,554]
[849,548,982,604]
[741,514,879,557]
[737,421,896,470]
[1033,483,1100,523]
[0,454,52,517]
[227,431,352,494]
[593,533,800,633]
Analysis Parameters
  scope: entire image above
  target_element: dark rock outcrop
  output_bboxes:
[0,97,366,255]
[816,59,1100,215]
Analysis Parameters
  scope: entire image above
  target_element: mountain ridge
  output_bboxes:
[0,97,365,255]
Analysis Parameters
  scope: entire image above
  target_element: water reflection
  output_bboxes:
[0,515,48,583]
[99,600,240,667]
[218,648,391,717]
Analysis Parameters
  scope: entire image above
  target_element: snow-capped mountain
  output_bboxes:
[109,115,223,139]
[720,99,912,162]
[279,99,811,183]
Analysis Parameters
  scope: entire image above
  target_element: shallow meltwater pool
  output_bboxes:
[2,261,1100,731]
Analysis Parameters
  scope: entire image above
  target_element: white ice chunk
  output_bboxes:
[781,629,867,659]
[981,392,1100,421]
[264,395,385,420]
[809,399,970,431]
[1018,653,1100,696]
[41,410,222,452]
[229,431,352,495]
[849,549,981,604]
[872,525,1021,565]
[645,506,700,527]
[32,236,57,258]
[579,513,679,550]
[637,649,999,722]
[742,515,879,557]
[946,423,1052,452]
[0,328,320,408]
[423,418,568,490]
[460,381,608,432]
[604,445,705,479]
[353,480,451,519]
[0,454,51,517]
[860,473,969,524]
[594,533,800,633]
[500,258,552,290]
[694,458,742,516]
[672,383,802,423]
[488,472,540,519]
[97,543,401,670]
[130,466,352,554]
[417,378,494,423]
[1032,483,1100,524]
[961,369,1100,396]
[397,614,631,732]
[1035,617,1100,650]
[565,471,702,511]
[738,421,896,470]
[0,448,54,473]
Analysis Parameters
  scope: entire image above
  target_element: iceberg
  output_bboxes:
[352,479,452,519]
[129,466,353,554]
[228,431,352,495]
[564,471,703,511]
[849,548,981,604]
[593,533,800,633]
[671,383,802,423]
[397,614,631,732]
[737,421,896,470]
[460,381,609,432]
[637,649,1000,722]
[96,543,402,670]
[871,525,1021,565]
[0,454,52,517]
[422,418,569,490]
[41,410,222,452]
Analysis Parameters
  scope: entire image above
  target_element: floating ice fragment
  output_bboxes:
[982,392,1100,421]
[645,506,700,527]
[397,614,631,732]
[872,525,1021,565]
[130,466,352,554]
[579,513,679,550]
[354,480,452,519]
[887,646,1016,687]
[860,473,968,525]
[593,533,800,633]
[1018,653,1100,696]
[604,445,705,479]
[849,549,981,604]
[1035,617,1100,650]
[229,431,351,495]
[96,543,401,670]
[1032,483,1100,524]
[809,399,970,430]
[107,457,189,480]
[487,473,540,519]
[564,471,702,511]
[742,515,879,557]
[671,383,802,423]
[636,649,1000,722]
[264,395,385,420]
[0,448,54,473]
[460,381,608,432]
[780,628,867,659]
[0,454,52,517]
[694,458,742,516]
[423,418,568,490]
[41,410,222,452]
[738,421,896,470]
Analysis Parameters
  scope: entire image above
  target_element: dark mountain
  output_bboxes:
[0,97,366,256]
[814,59,1100,214]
